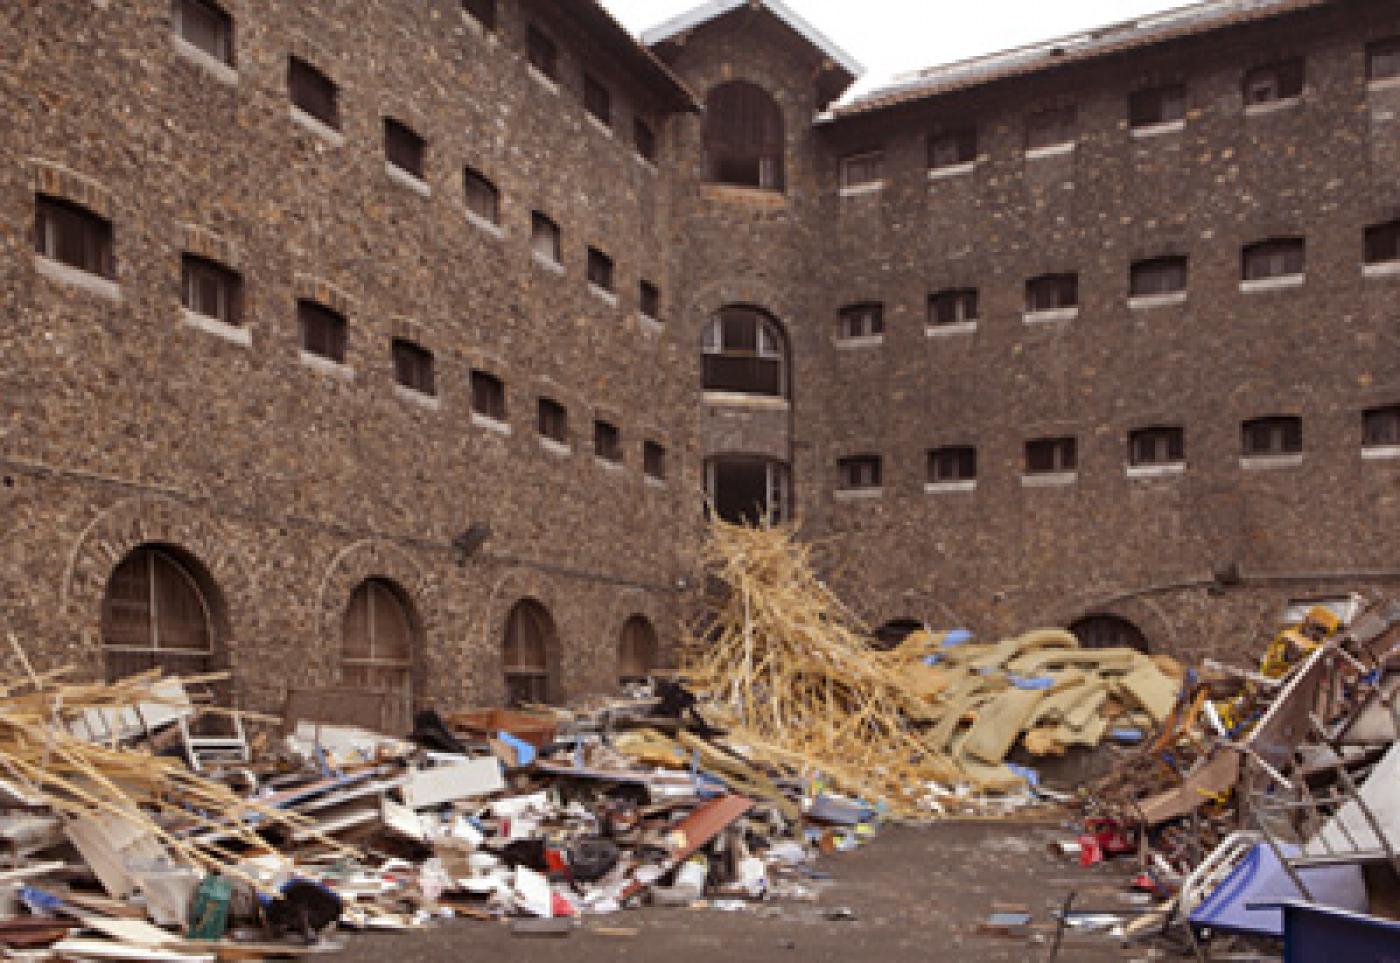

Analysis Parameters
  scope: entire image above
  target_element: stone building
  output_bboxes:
[3,0,1400,723]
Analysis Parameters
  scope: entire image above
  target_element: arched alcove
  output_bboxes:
[703,81,785,190]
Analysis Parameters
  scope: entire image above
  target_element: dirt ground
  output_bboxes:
[331,820,1172,962]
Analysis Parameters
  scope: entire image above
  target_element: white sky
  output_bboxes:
[600,0,1194,96]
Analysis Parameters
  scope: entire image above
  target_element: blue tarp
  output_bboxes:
[1189,841,1368,938]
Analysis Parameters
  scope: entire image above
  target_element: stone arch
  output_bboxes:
[341,576,421,732]
[502,597,562,707]
[702,304,791,399]
[604,588,673,675]
[1068,613,1151,653]
[475,565,570,703]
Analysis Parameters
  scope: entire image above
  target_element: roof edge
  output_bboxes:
[641,0,865,78]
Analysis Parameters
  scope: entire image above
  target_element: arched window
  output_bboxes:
[101,546,218,682]
[873,619,925,651]
[1070,615,1149,653]
[703,306,787,397]
[704,81,785,190]
[619,615,658,686]
[504,599,558,707]
[342,579,416,732]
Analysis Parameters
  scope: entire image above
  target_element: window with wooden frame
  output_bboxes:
[537,397,568,445]
[643,440,667,480]
[34,195,114,279]
[587,247,614,293]
[342,579,415,735]
[1026,106,1076,151]
[928,127,977,170]
[618,615,658,686]
[1130,256,1188,297]
[594,419,622,463]
[384,118,426,179]
[634,118,657,162]
[838,455,882,491]
[464,167,500,225]
[928,446,976,483]
[1129,426,1185,466]
[929,288,979,326]
[392,339,435,397]
[703,81,785,191]
[503,599,556,707]
[297,300,347,364]
[702,306,786,397]
[181,254,242,325]
[1242,416,1302,456]
[531,212,561,265]
[837,302,883,340]
[639,281,661,321]
[1129,84,1186,128]
[840,151,885,190]
[470,370,507,422]
[1365,220,1400,266]
[288,57,339,129]
[101,546,217,682]
[1242,238,1305,281]
[526,25,558,82]
[1026,273,1079,312]
[584,74,612,127]
[1369,38,1400,83]
[1364,406,1400,448]
[461,0,496,31]
[1026,437,1077,474]
[174,0,233,66]
[1243,58,1304,106]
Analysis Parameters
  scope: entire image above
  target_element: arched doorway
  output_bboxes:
[100,545,221,682]
[702,306,788,398]
[1070,614,1149,653]
[618,615,658,686]
[342,578,417,733]
[703,80,785,190]
[504,599,559,707]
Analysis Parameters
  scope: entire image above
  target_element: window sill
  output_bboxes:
[1022,471,1077,488]
[181,308,250,347]
[839,181,886,198]
[1024,306,1079,324]
[299,351,355,381]
[1129,290,1188,310]
[289,106,345,147]
[471,412,512,436]
[644,475,667,489]
[171,35,238,87]
[1245,96,1302,116]
[595,456,624,472]
[928,161,975,180]
[1241,452,1303,470]
[702,391,789,410]
[394,384,441,411]
[1369,75,1400,93]
[1240,274,1304,293]
[34,256,121,302]
[836,334,884,350]
[539,437,571,457]
[1126,462,1185,479]
[700,183,787,208]
[835,487,883,501]
[634,153,659,173]
[586,114,613,138]
[532,252,565,275]
[460,10,496,40]
[638,313,664,335]
[925,480,976,494]
[465,210,505,240]
[1131,119,1186,139]
[527,65,559,95]
[926,320,978,338]
[1362,444,1400,461]
[386,163,431,198]
[1025,142,1076,161]
[589,283,619,307]
[1363,260,1400,280]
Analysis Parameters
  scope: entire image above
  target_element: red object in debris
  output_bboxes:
[544,849,569,875]
[667,795,755,862]
[1131,872,1162,894]
[1078,818,1134,867]
[551,892,577,917]
[1078,833,1103,867]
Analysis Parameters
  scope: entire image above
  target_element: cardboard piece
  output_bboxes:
[962,689,1045,765]
[401,758,505,809]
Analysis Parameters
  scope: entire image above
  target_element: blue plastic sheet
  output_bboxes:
[1189,842,1367,938]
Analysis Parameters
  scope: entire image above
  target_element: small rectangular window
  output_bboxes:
[1129,426,1185,466]
[1242,416,1302,456]
[928,128,976,169]
[174,0,233,66]
[1129,84,1186,128]
[1370,38,1400,82]
[594,420,622,463]
[644,441,667,480]
[392,339,435,396]
[1026,437,1077,474]
[288,57,339,129]
[1243,58,1304,105]
[1365,220,1400,265]
[527,26,558,81]
[837,302,883,339]
[180,254,241,325]
[1130,256,1188,297]
[531,212,561,265]
[298,300,347,364]
[840,151,884,189]
[538,397,569,444]
[584,75,612,127]
[1026,273,1078,312]
[34,196,115,279]
[1243,238,1305,281]
[634,118,657,162]
[471,370,507,422]
[838,455,882,491]
[587,247,614,293]
[385,118,426,179]
[1026,106,1076,151]
[464,168,500,225]
[928,446,976,483]
[462,0,496,30]
[1364,406,1400,448]
[929,288,979,326]
[639,281,661,320]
